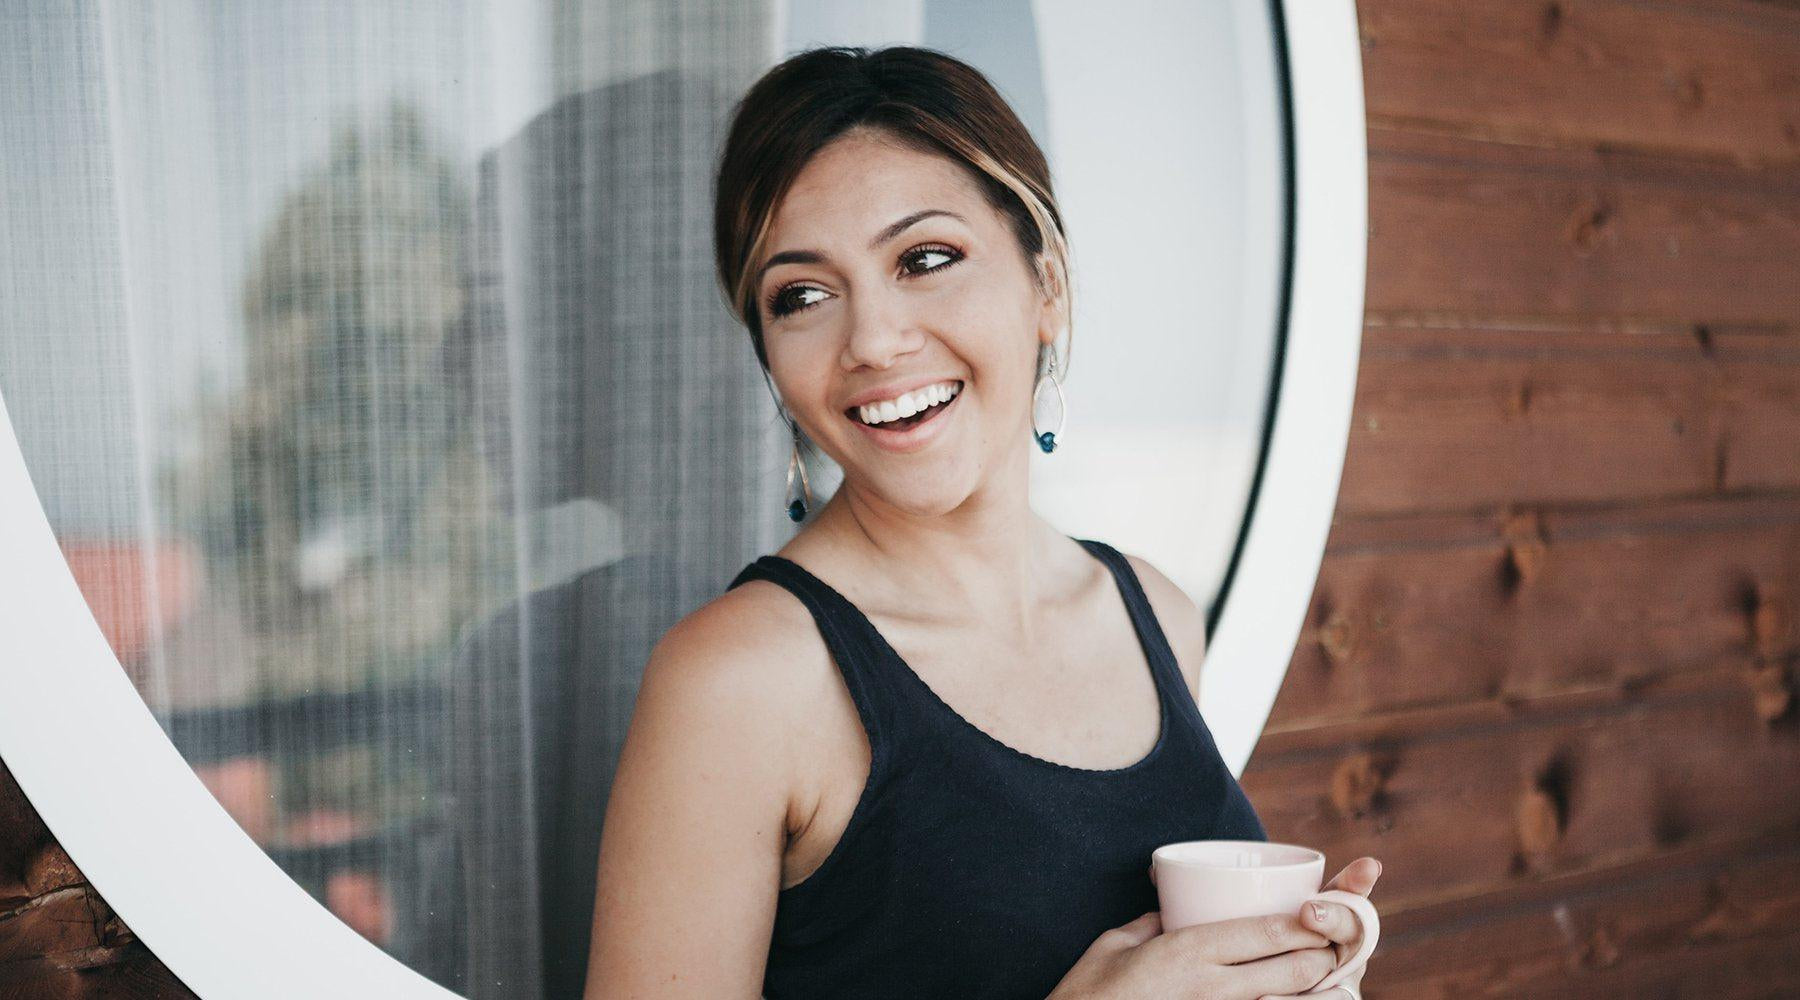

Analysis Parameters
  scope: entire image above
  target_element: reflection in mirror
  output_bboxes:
[0,1,1286,996]
[1025,2,1287,617]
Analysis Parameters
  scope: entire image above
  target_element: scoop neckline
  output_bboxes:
[756,538,1174,777]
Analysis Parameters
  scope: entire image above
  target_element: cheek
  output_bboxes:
[764,343,837,414]
[928,286,1040,381]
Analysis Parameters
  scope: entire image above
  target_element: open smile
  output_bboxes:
[844,381,963,453]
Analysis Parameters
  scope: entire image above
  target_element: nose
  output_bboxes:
[840,284,924,372]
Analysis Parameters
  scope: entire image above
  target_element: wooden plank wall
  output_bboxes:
[4,3,1799,997]
[1235,1,1800,996]
[0,759,192,997]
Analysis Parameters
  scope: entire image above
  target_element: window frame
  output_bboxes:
[0,1,1365,993]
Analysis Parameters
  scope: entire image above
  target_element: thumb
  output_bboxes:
[1111,910,1162,947]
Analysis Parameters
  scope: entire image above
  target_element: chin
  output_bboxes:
[857,478,966,518]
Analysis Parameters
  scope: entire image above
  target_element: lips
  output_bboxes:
[842,377,963,415]
[847,383,962,453]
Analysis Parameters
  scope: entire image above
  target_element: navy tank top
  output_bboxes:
[725,536,1267,1000]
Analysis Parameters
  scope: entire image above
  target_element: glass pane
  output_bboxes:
[1028,0,1288,613]
[2,2,780,995]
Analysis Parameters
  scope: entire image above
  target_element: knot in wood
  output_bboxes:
[1318,610,1357,666]
[1749,586,1789,658]
[1670,70,1706,111]
[1504,380,1533,418]
[1329,751,1389,818]
[1501,509,1548,588]
[1567,199,1613,255]
[1749,661,1794,725]
[1518,754,1572,858]
[1582,924,1622,969]
[1516,785,1563,858]
[1539,2,1564,45]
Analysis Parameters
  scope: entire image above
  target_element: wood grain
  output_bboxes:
[1366,128,1800,324]
[1268,494,1800,726]
[1250,3,1800,995]
[1360,0,1800,165]
[1340,324,1800,515]
[1365,828,1800,998]
[0,762,197,999]
[1244,679,1800,915]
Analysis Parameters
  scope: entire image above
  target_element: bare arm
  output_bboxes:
[584,602,800,999]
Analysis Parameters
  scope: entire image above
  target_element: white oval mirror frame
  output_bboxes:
[0,2,1365,995]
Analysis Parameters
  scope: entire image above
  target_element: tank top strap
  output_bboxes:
[1069,537,1192,712]
[725,554,925,760]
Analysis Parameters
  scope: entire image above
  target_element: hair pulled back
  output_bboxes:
[712,45,1073,383]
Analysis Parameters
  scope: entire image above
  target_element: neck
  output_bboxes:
[806,442,1062,637]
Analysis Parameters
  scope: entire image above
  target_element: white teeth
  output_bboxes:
[856,380,961,426]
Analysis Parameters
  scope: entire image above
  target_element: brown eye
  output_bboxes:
[767,284,829,318]
[901,245,962,276]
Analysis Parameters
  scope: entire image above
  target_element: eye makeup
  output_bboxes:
[763,243,965,320]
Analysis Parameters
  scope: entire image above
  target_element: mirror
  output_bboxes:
[0,1,1362,996]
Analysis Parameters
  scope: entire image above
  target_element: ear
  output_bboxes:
[1035,252,1067,345]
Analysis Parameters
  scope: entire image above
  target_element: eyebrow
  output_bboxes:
[755,208,966,286]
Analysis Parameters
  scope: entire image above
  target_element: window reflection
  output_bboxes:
[5,4,777,996]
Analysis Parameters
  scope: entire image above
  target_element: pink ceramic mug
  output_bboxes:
[1151,840,1378,996]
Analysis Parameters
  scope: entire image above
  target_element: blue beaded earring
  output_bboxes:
[784,421,813,522]
[1032,342,1066,453]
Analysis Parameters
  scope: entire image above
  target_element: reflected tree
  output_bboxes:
[162,100,504,958]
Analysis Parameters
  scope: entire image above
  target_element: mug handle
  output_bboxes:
[1299,889,1379,995]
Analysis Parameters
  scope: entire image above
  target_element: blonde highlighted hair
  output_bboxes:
[712,45,1073,382]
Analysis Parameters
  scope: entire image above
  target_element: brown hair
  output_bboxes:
[712,45,1072,385]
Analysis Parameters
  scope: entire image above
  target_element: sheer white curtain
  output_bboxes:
[1,2,783,996]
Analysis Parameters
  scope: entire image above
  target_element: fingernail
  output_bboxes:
[1373,860,1384,880]
[1310,902,1327,924]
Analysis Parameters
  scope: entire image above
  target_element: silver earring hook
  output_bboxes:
[785,428,813,523]
[1032,342,1066,453]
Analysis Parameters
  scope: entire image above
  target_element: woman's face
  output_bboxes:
[754,127,1061,517]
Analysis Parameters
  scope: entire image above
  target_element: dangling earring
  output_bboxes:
[785,421,813,522]
[1031,342,1066,453]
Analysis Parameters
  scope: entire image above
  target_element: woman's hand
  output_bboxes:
[1045,856,1384,1000]
[1256,856,1382,1000]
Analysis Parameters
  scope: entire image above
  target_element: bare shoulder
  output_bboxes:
[587,579,831,995]
[642,576,848,802]
[644,578,828,739]
[658,577,814,663]
[1121,551,1208,703]
[616,580,824,841]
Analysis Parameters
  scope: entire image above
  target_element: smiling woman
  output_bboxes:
[737,122,1068,517]
[580,40,1371,1000]
[748,137,1058,496]
[0,1,1366,998]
